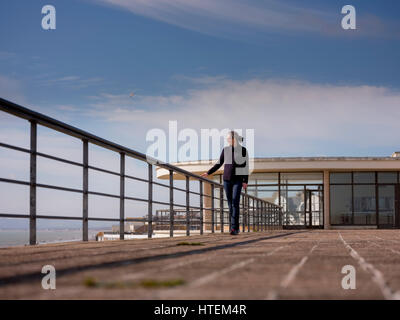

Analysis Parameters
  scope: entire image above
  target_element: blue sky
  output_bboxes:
[1,0,400,158]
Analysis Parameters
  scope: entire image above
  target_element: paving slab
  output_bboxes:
[0,230,399,299]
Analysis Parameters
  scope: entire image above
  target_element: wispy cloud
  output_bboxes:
[93,0,400,38]
[39,75,103,89]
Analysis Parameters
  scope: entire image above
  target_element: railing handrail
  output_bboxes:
[0,97,280,206]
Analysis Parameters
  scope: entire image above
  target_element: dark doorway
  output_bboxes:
[378,184,400,228]
[282,185,323,229]
[305,189,324,228]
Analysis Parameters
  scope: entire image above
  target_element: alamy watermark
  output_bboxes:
[341,265,356,290]
[341,5,356,30]
[41,265,56,290]
[41,5,56,30]
[40,5,356,32]
[145,121,254,176]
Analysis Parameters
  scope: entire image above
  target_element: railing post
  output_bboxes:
[169,170,174,237]
[272,204,274,229]
[186,175,190,236]
[148,163,153,238]
[220,187,224,233]
[265,203,268,231]
[251,198,256,232]
[241,193,245,233]
[199,180,203,235]
[249,197,254,231]
[248,198,251,231]
[29,120,37,245]
[263,202,266,231]
[211,184,215,233]
[82,139,88,241]
[120,153,125,240]
[247,195,250,232]
[257,200,260,232]
[268,203,271,231]
[272,206,275,228]
[255,199,257,232]
[261,202,264,232]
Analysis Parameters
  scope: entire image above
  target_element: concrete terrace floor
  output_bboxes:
[0,230,400,300]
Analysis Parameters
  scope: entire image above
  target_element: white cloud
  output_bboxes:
[86,78,400,156]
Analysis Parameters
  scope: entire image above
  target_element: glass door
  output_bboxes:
[378,185,397,228]
[305,189,324,228]
[396,185,400,228]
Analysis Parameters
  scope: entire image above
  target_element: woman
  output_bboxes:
[201,131,249,235]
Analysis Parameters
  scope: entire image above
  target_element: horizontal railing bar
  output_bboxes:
[153,183,205,197]
[36,215,83,221]
[0,143,209,198]
[88,165,120,177]
[88,190,120,199]
[0,213,126,222]
[0,213,30,219]
[0,177,213,210]
[0,142,84,168]
[0,142,30,154]
[0,177,29,186]
[37,151,83,167]
[37,183,83,194]
[151,180,171,188]
[0,177,264,207]
[124,195,149,203]
[124,174,149,184]
[0,214,259,226]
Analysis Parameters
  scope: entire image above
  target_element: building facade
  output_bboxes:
[156,153,400,229]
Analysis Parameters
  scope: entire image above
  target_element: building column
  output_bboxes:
[203,182,212,232]
[323,170,330,230]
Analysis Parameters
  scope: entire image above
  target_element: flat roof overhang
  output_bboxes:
[156,157,400,180]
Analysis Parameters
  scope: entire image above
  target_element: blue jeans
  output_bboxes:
[223,179,242,231]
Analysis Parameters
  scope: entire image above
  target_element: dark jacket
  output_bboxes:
[207,145,249,183]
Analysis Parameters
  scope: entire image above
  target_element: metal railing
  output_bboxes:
[0,97,282,245]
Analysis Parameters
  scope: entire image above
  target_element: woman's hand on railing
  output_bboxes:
[242,183,248,190]
[200,172,208,177]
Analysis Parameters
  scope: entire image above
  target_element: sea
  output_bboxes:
[0,229,179,247]
[0,229,101,247]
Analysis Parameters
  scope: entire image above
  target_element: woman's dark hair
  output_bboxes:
[230,130,244,143]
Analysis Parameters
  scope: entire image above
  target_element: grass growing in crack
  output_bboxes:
[176,241,204,246]
[83,277,98,287]
[139,279,185,288]
[83,277,185,289]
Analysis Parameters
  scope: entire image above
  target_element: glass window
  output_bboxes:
[255,189,280,206]
[353,172,375,184]
[280,172,323,185]
[353,185,376,225]
[330,185,352,224]
[378,185,395,226]
[378,172,398,184]
[280,189,305,225]
[330,173,351,184]
[249,173,278,185]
